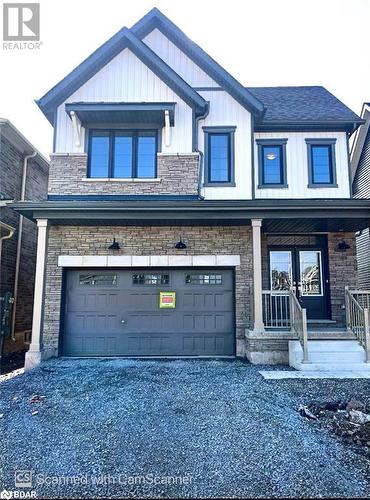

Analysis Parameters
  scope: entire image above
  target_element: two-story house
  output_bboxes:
[13,8,370,371]
[0,119,49,366]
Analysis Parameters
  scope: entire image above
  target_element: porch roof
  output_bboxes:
[10,198,370,233]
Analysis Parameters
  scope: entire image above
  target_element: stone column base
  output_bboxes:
[24,350,43,371]
[245,329,291,365]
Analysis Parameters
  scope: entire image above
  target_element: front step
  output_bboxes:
[289,340,370,371]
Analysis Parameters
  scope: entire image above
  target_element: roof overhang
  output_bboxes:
[10,198,370,233]
[65,102,176,127]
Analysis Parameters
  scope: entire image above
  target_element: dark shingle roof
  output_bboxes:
[246,86,362,123]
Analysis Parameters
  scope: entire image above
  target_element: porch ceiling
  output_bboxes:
[9,198,370,232]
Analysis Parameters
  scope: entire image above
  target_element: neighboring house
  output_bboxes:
[0,119,49,358]
[351,103,370,288]
[12,8,370,371]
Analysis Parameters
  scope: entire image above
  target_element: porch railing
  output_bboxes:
[262,290,290,329]
[262,288,308,362]
[289,289,309,363]
[345,287,370,362]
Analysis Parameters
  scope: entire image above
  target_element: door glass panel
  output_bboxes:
[270,251,292,291]
[299,251,323,296]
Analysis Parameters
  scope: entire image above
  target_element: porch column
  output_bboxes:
[25,218,49,371]
[252,219,264,333]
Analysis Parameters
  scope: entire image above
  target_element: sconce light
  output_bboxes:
[175,237,187,250]
[108,238,121,250]
[336,240,350,252]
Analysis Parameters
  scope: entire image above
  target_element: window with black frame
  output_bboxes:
[257,139,288,188]
[88,130,157,178]
[306,138,337,187]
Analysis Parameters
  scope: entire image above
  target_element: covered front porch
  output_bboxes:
[249,218,370,368]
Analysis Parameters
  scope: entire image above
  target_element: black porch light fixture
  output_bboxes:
[108,238,121,250]
[336,240,350,252]
[175,237,187,250]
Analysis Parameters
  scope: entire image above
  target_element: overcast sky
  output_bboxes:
[1,0,369,156]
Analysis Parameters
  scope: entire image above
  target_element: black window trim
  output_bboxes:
[256,138,288,189]
[203,126,236,187]
[305,138,338,188]
[87,128,159,179]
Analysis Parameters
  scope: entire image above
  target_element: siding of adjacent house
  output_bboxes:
[353,127,370,287]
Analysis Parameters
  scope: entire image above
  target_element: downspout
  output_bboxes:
[0,221,15,265]
[194,103,210,199]
[10,151,37,341]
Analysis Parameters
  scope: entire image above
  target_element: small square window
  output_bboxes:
[257,140,287,188]
[132,274,170,285]
[185,274,222,285]
[79,274,117,286]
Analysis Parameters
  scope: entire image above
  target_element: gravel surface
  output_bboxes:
[0,358,370,499]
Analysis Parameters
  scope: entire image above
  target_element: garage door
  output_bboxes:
[63,268,235,357]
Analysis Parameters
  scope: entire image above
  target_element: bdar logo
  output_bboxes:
[3,3,40,41]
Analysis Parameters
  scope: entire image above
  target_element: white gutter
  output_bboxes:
[10,151,37,340]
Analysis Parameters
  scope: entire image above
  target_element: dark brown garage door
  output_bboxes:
[63,268,235,357]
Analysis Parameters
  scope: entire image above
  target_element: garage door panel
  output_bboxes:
[63,268,235,356]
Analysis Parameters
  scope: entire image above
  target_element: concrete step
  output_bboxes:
[289,340,370,371]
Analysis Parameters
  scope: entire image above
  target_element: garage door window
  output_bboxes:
[79,274,117,286]
[132,274,170,285]
[185,274,222,285]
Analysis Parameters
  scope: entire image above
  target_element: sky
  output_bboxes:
[0,0,369,157]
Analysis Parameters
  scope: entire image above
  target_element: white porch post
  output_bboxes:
[25,218,49,371]
[252,218,264,333]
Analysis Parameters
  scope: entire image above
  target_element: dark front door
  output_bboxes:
[62,268,235,357]
[269,241,330,319]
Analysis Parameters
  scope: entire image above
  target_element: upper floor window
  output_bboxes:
[256,139,288,188]
[305,139,337,187]
[203,126,236,186]
[88,130,158,178]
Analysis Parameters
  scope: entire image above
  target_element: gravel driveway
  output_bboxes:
[0,359,370,499]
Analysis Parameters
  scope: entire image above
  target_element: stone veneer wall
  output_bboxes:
[43,226,253,357]
[48,153,200,196]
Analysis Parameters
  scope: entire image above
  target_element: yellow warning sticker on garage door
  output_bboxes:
[159,291,176,308]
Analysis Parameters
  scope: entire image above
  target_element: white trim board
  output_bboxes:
[57,255,241,267]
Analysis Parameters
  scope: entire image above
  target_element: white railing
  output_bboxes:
[289,289,309,363]
[345,287,370,362]
[262,290,290,328]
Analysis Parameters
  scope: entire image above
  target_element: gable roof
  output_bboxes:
[247,86,364,131]
[131,8,264,116]
[36,27,207,124]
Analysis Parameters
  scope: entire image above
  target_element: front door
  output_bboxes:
[269,243,330,319]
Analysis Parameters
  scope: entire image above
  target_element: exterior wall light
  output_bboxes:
[175,237,187,250]
[336,240,350,252]
[108,238,121,250]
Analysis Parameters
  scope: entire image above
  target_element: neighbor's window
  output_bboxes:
[88,130,157,178]
[306,139,337,186]
[257,139,287,187]
[79,274,117,286]
[203,127,235,185]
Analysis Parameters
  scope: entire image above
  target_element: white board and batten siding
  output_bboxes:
[254,132,351,199]
[143,29,218,88]
[198,90,252,200]
[55,48,193,154]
